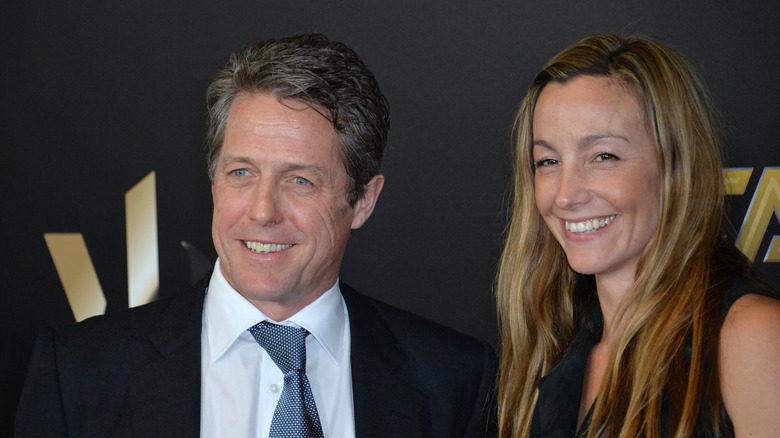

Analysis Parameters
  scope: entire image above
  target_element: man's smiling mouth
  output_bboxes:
[243,241,293,254]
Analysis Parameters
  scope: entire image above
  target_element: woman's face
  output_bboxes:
[532,75,661,286]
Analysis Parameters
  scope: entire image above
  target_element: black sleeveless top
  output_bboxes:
[529,280,777,437]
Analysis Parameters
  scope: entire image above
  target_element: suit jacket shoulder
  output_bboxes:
[14,276,208,438]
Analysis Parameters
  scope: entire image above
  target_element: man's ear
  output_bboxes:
[350,174,384,229]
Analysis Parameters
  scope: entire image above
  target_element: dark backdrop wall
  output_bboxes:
[2,1,778,433]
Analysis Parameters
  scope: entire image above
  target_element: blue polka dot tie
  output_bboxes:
[249,321,324,438]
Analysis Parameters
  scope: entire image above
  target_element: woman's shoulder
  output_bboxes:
[721,279,780,349]
[721,276,779,312]
[719,280,780,436]
[722,290,780,345]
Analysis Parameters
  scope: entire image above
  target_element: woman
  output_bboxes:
[496,34,780,437]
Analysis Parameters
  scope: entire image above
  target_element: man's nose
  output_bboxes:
[248,179,283,225]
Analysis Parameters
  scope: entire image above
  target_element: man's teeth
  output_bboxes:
[244,241,292,253]
[565,215,615,234]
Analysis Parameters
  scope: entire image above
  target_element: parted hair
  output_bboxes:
[206,33,390,206]
[496,34,760,437]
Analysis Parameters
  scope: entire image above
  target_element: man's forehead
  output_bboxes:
[236,91,336,128]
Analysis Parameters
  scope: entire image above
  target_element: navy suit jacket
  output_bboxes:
[15,275,496,437]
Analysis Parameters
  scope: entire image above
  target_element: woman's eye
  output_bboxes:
[534,158,559,168]
[294,176,311,186]
[594,153,619,161]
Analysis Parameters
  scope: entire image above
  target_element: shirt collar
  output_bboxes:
[204,260,347,364]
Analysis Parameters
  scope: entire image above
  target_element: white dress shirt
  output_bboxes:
[200,261,355,438]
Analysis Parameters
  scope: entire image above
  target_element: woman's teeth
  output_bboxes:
[565,215,615,234]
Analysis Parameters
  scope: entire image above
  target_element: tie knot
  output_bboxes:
[248,321,309,374]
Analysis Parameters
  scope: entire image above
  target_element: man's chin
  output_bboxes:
[236,285,314,320]
[233,280,295,303]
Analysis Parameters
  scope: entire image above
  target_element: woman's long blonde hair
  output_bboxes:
[497,34,744,437]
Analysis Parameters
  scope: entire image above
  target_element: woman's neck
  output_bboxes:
[595,273,635,342]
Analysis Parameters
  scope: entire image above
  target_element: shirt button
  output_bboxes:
[270,383,280,394]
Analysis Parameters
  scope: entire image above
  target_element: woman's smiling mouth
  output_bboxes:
[564,215,616,234]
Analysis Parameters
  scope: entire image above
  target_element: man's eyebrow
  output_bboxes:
[218,155,328,178]
[280,162,325,176]
[219,155,252,166]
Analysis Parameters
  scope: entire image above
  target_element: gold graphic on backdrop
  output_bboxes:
[44,233,107,322]
[126,172,159,307]
[724,168,753,195]
[734,167,780,263]
[44,172,159,322]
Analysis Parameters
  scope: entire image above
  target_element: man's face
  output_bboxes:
[211,93,382,320]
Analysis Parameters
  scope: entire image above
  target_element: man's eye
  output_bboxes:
[232,169,247,177]
[294,176,311,186]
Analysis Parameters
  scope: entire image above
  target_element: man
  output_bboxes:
[15,34,495,437]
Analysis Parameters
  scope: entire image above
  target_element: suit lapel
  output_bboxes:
[128,276,209,437]
[341,283,429,438]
